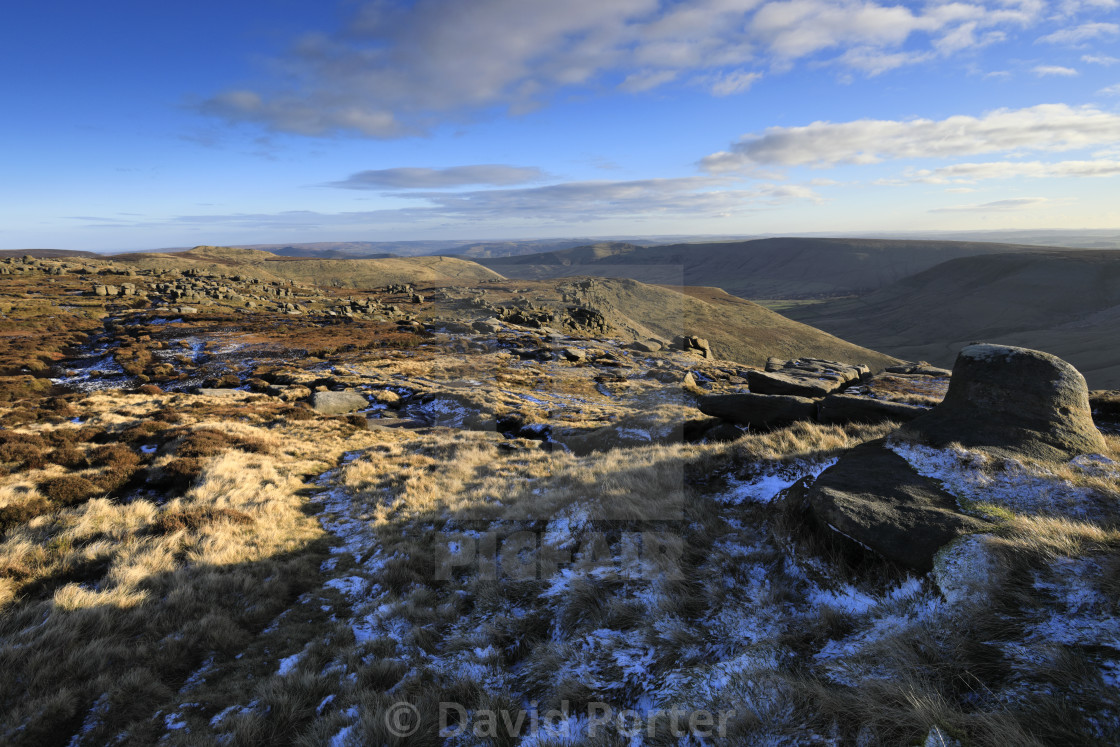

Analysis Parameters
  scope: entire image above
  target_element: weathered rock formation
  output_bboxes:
[698,392,817,428]
[899,343,1106,461]
[800,345,1105,570]
[803,440,992,571]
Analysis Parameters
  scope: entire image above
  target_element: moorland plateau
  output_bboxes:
[0,244,1118,745]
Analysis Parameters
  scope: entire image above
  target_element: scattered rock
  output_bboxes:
[311,390,370,415]
[673,335,713,359]
[750,358,868,398]
[630,339,663,353]
[472,318,503,334]
[561,347,587,362]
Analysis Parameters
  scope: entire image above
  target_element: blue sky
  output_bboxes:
[2,0,1119,251]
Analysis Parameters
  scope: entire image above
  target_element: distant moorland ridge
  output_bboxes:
[105,245,504,288]
[787,249,1120,388]
[476,236,1062,299]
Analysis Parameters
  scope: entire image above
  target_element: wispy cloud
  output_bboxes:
[328,165,546,189]
[930,197,1053,212]
[1032,64,1079,76]
[701,104,1120,171]
[196,0,1076,138]
[1038,22,1119,44]
[905,159,1120,182]
[67,177,821,232]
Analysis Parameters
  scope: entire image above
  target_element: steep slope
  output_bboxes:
[492,277,898,369]
[786,250,1120,387]
[481,237,1055,298]
[107,245,504,288]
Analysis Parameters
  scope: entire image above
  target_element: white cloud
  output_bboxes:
[1032,65,1079,76]
[328,165,547,189]
[706,70,763,95]
[86,177,822,231]
[930,197,1053,212]
[1083,54,1120,64]
[1038,22,1119,44]
[398,177,821,219]
[620,70,680,93]
[1060,0,1119,14]
[1101,83,1120,95]
[701,104,1120,171]
[197,0,1084,137]
[906,159,1120,182]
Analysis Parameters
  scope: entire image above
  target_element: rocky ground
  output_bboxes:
[1,253,1119,745]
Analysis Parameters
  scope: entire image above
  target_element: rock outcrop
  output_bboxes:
[673,335,713,359]
[311,390,370,415]
[899,343,1106,461]
[747,369,843,398]
[804,440,993,571]
[698,392,817,428]
[802,345,1105,570]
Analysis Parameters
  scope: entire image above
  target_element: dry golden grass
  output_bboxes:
[0,378,395,744]
[2,261,1118,744]
[862,372,948,406]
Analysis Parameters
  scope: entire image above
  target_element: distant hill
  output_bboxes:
[479,237,1059,299]
[0,248,100,258]
[487,277,899,369]
[106,245,504,288]
[231,239,599,260]
[232,241,464,258]
[785,250,1120,387]
[264,246,398,260]
[451,240,595,259]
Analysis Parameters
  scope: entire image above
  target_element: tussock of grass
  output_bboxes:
[38,474,102,505]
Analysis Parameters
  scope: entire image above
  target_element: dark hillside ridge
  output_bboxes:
[786,249,1120,388]
[478,236,1058,299]
[0,249,100,258]
[227,238,596,259]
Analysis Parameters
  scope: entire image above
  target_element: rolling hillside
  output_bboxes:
[785,250,1120,387]
[107,245,504,288]
[508,276,899,369]
[480,237,1057,299]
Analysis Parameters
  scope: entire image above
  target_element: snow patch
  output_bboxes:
[889,440,1112,519]
[719,459,836,505]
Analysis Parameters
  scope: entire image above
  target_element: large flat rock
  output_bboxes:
[311,390,370,415]
[698,392,817,428]
[806,439,992,571]
[747,369,843,398]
